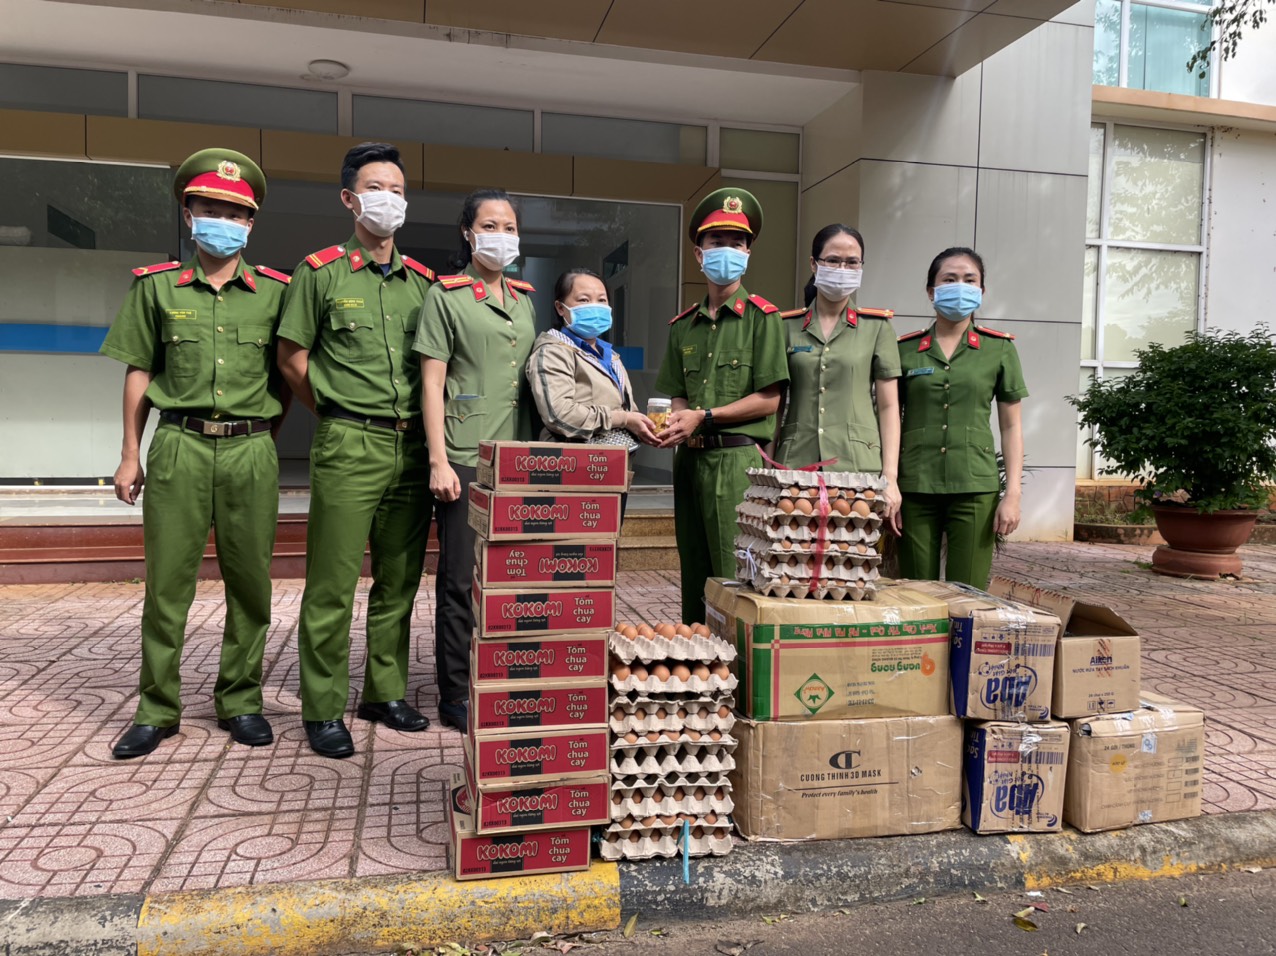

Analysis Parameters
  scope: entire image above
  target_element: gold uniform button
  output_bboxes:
[257,338,264,345]
[510,360,516,367]
[216,358,224,365]
[510,400,518,407]
[823,346,829,353]
[943,403,949,409]
[213,413,222,419]
[940,447,947,454]
[216,326,224,333]
[217,295,224,302]
[820,386,826,393]
[348,322,357,330]
[821,365,827,371]
[216,389,223,396]
[944,384,950,391]
[703,379,708,384]
[732,359,739,367]
[942,424,948,430]
[389,346,396,353]
[394,378,400,385]
[818,427,824,434]
[711,324,717,331]
[820,407,825,414]
[511,340,517,347]
[708,352,713,358]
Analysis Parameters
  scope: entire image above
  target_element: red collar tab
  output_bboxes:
[846,307,858,328]
[504,280,518,302]
[242,270,257,292]
[918,335,932,353]
[472,281,488,302]
[967,329,981,349]
[304,245,346,270]
[401,256,435,282]
[176,268,196,287]
[348,248,368,272]
[732,297,746,315]
[131,260,181,278]
[801,309,812,331]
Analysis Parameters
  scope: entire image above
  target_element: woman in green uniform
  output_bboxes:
[414,188,537,731]
[777,223,901,519]
[893,247,1026,590]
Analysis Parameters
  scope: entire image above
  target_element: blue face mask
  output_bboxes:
[932,282,982,321]
[566,303,613,339]
[700,246,749,285]
[191,216,249,259]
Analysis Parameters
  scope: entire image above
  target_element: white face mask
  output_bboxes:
[354,191,407,237]
[471,232,520,270]
[814,264,863,301]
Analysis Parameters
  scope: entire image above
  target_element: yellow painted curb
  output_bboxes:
[137,863,621,956]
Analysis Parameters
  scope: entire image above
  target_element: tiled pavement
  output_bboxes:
[1,542,1274,900]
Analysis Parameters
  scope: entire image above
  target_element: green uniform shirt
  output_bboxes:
[654,286,789,443]
[777,304,901,470]
[100,257,287,419]
[277,235,434,419]
[412,266,537,468]
[896,323,1028,494]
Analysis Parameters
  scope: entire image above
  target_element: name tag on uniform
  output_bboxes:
[166,309,197,321]
[788,345,813,353]
[907,367,935,377]
[681,345,696,356]
[333,298,365,310]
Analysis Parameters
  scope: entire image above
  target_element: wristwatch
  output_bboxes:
[702,408,715,428]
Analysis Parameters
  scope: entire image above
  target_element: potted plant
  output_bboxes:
[1070,326,1276,578]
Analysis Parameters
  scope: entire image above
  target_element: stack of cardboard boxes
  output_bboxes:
[446,441,627,881]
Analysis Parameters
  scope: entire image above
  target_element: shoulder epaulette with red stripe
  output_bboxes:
[779,307,807,320]
[857,307,894,319]
[132,261,181,278]
[304,245,346,270]
[747,293,779,315]
[507,278,535,293]
[668,304,698,326]
[254,265,291,284]
[976,325,1015,340]
[897,329,927,342]
[437,274,475,291]
[402,256,436,281]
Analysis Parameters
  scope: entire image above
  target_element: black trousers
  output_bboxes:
[434,463,478,702]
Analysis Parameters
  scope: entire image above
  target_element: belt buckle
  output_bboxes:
[686,435,704,449]
[203,421,228,437]
[394,419,411,432]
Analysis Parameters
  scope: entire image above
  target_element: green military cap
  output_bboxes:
[688,187,763,242]
[173,148,266,211]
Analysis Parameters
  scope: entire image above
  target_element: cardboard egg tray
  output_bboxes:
[609,783,734,821]
[612,770,733,791]
[610,740,737,777]
[735,534,882,571]
[608,670,738,696]
[740,570,878,602]
[609,630,737,665]
[735,500,882,545]
[608,695,736,735]
[599,824,733,860]
[743,484,886,512]
[745,466,888,496]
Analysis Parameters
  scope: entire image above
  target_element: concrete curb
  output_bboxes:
[4,811,1276,955]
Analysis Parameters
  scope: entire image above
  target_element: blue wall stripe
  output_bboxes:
[0,324,109,354]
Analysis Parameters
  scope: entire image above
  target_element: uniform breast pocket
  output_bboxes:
[966,425,997,480]
[161,320,203,379]
[717,349,753,393]
[445,394,487,449]
[233,325,272,382]
[327,311,376,356]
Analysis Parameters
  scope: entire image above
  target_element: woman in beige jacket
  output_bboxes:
[526,268,660,454]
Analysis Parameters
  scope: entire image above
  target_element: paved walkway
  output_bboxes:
[0,542,1273,901]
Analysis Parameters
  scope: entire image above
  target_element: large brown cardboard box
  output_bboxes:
[463,743,611,834]
[474,539,618,590]
[730,715,963,841]
[962,720,1070,833]
[988,576,1141,718]
[468,485,622,540]
[1065,692,1204,832]
[471,576,615,639]
[477,440,629,492]
[905,580,1061,722]
[704,578,950,720]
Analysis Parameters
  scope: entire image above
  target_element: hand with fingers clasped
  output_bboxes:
[657,408,705,448]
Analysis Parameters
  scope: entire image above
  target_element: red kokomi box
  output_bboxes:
[447,773,591,880]
[474,539,619,589]
[472,576,616,638]
[468,727,610,785]
[463,743,611,833]
[470,632,609,684]
[468,485,623,541]
[470,680,609,735]
[477,440,629,492]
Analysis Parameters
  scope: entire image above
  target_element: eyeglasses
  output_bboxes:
[815,257,863,270]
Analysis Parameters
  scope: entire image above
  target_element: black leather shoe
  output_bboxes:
[438,699,468,733]
[112,723,179,759]
[356,698,429,732]
[304,719,355,758]
[217,714,274,746]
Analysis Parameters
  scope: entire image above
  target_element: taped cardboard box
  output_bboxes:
[730,714,962,841]
[462,744,611,833]
[988,575,1141,719]
[471,632,609,684]
[477,440,629,492]
[446,773,591,880]
[472,577,615,638]
[962,720,1069,833]
[468,485,622,541]
[468,726,610,785]
[905,580,1061,722]
[1065,692,1204,833]
[469,679,608,735]
[474,539,618,590]
[704,578,950,720]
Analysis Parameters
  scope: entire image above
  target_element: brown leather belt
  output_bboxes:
[160,411,270,437]
[326,405,420,432]
[685,433,757,450]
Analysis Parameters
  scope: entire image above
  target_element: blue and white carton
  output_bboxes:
[962,720,1070,833]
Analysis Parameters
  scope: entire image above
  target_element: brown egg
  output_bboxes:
[633,707,646,721]
[718,705,731,718]
[786,485,800,497]
[713,662,731,678]
[628,831,642,844]
[851,499,872,517]
[623,731,639,744]
[675,623,692,638]
[645,731,661,742]
[832,498,851,516]
[612,707,625,721]
[863,489,877,500]
[636,623,655,638]
[650,790,664,805]
[708,730,723,741]
[620,816,634,829]
[777,574,791,586]
[777,497,795,514]
[606,832,620,844]
[825,486,841,497]
[789,518,803,533]
[837,541,850,552]
[693,623,710,637]
[641,816,657,828]
[664,729,681,741]
[660,814,678,825]
[631,664,648,681]
[705,812,719,824]
[714,787,726,800]
[698,706,711,718]
[693,787,707,800]
[671,663,692,682]
[612,793,624,805]
[673,787,686,801]
[692,663,711,680]
[656,707,668,719]
[676,707,688,719]
[685,729,702,741]
[794,497,814,516]
[780,539,793,551]
[692,826,706,839]
[712,828,728,839]
[619,624,638,639]
[655,622,677,639]
[651,663,671,681]
[857,543,869,554]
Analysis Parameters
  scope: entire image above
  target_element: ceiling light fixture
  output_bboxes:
[302,59,350,81]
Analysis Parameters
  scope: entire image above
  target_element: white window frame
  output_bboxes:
[1108,0,1221,98]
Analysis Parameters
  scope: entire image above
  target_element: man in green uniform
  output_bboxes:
[277,142,436,758]
[655,188,789,624]
[102,148,289,758]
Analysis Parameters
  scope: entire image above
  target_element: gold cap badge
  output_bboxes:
[216,160,242,182]
[723,196,743,214]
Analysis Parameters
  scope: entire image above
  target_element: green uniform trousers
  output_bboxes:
[137,423,279,727]
[897,491,999,590]
[673,442,761,625]
[297,417,430,721]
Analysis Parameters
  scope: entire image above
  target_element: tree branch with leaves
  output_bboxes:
[1188,1,1273,77]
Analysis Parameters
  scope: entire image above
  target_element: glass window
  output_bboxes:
[352,96,533,152]
[1093,0,1122,86]
[1076,368,1095,478]
[138,75,337,134]
[1081,247,1098,361]
[1128,3,1212,97]
[1086,125,1104,239]
[1108,125,1205,245]
[1101,247,1199,362]
[720,128,800,175]
[0,63,127,116]
[542,113,707,165]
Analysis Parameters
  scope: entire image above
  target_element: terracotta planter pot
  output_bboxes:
[1150,504,1259,578]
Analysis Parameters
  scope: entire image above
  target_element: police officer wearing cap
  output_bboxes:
[101,148,291,758]
[893,246,1027,590]
[655,188,789,625]
[277,143,436,758]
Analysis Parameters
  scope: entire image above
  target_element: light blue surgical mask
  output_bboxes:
[191,216,249,259]
[700,246,749,285]
[566,303,613,339]
[932,282,982,321]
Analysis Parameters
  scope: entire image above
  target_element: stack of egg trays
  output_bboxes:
[734,532,881,601]
[602,632,738,860]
